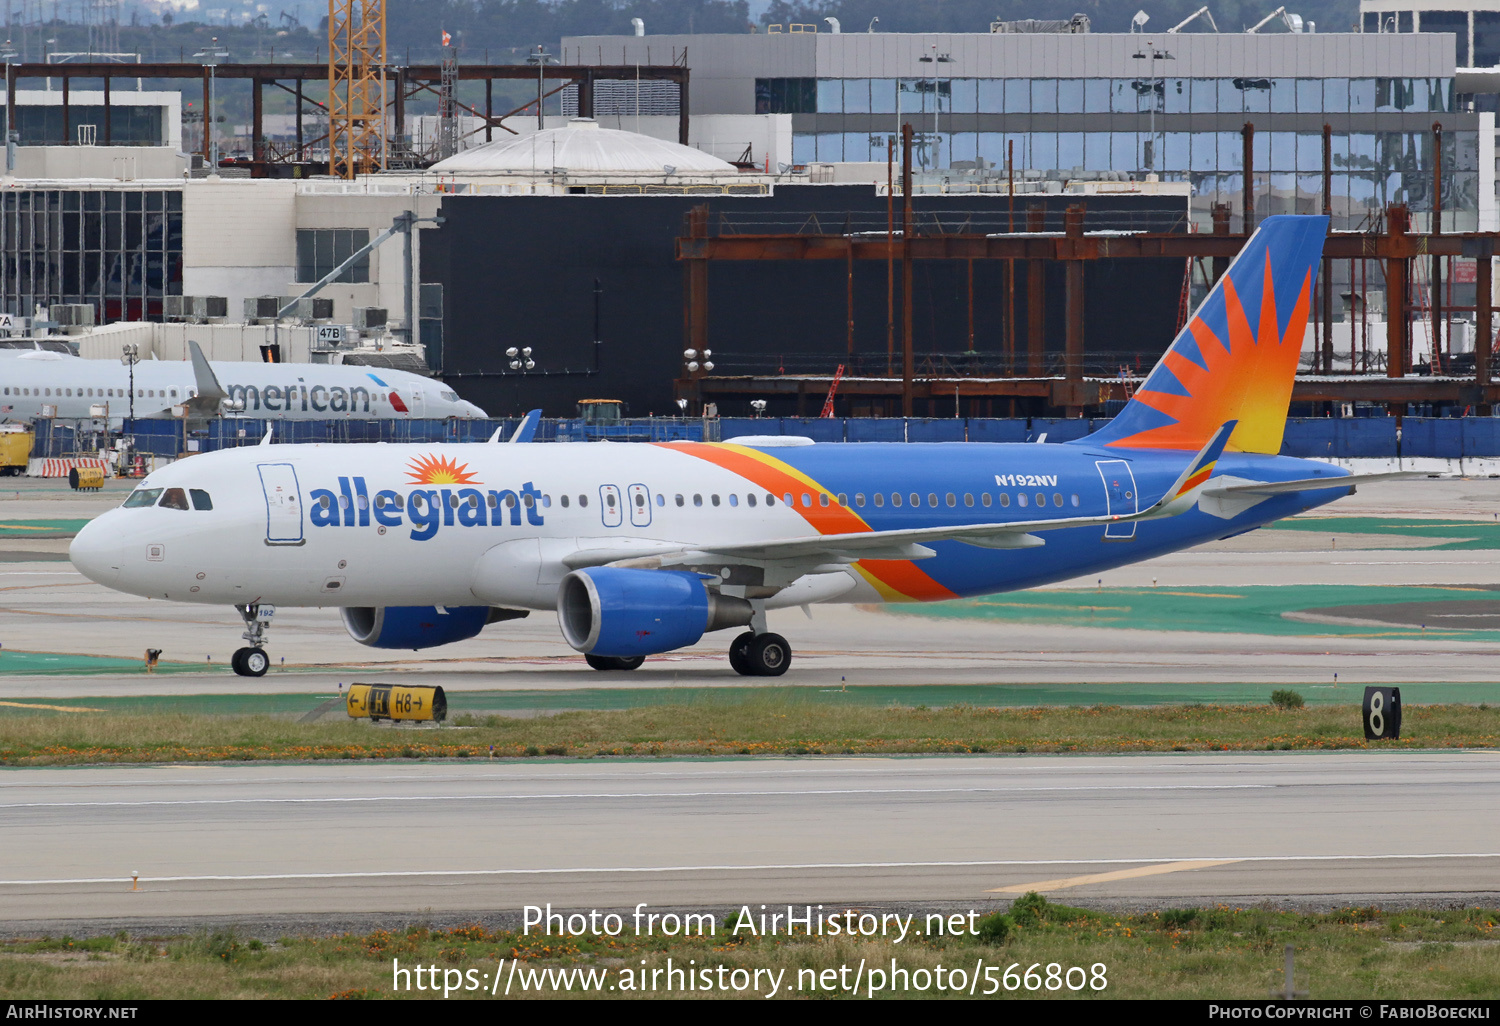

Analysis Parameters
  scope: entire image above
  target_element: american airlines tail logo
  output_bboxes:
[308,466,544,540]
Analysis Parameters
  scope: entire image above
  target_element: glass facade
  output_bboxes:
[770,75,1476,230]
[14,105,166,146]
[0,189,183,322]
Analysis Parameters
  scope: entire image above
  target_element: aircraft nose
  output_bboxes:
[69,517,122,587]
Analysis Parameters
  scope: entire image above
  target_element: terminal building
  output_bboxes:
[2,19,1499,419]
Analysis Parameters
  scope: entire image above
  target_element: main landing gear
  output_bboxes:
[231,603,273,678]
[728,631,791,677]
[585,654,645,671]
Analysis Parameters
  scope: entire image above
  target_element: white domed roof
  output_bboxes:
[430,118,736,175]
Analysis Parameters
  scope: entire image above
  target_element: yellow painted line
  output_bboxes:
[0,524,63,532]
[0,700,105,713]
[987,858,1243,894]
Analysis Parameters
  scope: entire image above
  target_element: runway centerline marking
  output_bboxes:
[988,859,1244,894]
[2,853,1498,888]
[0,784,1276,810]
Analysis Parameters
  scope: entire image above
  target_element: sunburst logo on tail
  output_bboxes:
[405,454,481,485]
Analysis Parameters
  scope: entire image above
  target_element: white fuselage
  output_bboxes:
[0,350,486,422]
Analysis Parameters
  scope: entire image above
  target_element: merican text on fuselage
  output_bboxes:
[309,477,544,542]
[228,383,371,414]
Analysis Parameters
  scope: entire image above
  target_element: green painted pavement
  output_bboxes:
[0,651,227,675]
[899,585,1500,640]
[1266,517,1500,550]
[0,519,89,537]
[2,681,1499,718]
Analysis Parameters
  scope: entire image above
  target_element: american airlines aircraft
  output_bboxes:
[70,217,1390,677]
[0,342,486,422]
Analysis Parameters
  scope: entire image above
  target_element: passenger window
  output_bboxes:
[542,495,551,508]
[892,493,902,507]
[676,494,685,507]
[928,493,938,507]
[694,494,703,507]
[711,494,720,507]
[1071,494,1080,507]
[358,494,370,510]
[579,495,588,507]
[765,494,775,506]
[909,493,920,507]
[998,493,1009,507]
[158,488,190,511]
[873,493,883,507]
[819,493,829,507]
[964,493,974,507]
[729,494,739,507]
[605,493,614,508]
[837,494,847,506]
[1035,493,1045,507]
[983,493,994,507]
[634,492,646,507]
[801,493,812,508]
[656,494,665,507]
[469,495,481,509]
[393,493,404,510]
[1017,493,1028,508]
[747,493,757,507]
[486,493,497,507]
[122,487,162,508]
[783,493,793,506]
[339,494,351,509]
[1053,493,1063,507]
[946,493,956,507]
[189,488,213,510]
[855,493,865,507]
[561,495,570,508]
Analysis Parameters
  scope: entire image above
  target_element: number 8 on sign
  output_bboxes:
[1369,691,1384,737]
[1362,686,1402,741]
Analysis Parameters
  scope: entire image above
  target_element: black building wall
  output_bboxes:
[426,186,1187,418]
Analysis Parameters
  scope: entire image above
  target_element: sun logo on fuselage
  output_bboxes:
[405,453,481,485]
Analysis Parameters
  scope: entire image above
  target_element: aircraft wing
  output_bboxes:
[1201,471,1417,496]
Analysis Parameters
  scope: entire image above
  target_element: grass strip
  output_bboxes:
[3,896,1497,999]
[904,585,1500,639]
[2,700,1498,765]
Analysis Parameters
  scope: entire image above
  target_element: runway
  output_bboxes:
[2,752,1497,933]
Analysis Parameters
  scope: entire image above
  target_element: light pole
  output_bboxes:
[917,46,953,170]
[193,39,229,169]
[1,41,16,176]
[120,343,138,426]
[1132,42,1173,174]
[526,45,554,131]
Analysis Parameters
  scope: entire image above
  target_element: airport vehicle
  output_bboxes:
[71,216,1387,677]
[0,424,32,474]
[0,343,486,423]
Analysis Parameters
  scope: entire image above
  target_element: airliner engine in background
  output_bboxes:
[0,342,486,422]
[70,216,1402,678]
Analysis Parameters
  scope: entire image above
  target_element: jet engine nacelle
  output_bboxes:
[340,605,525,650]
[557,567,753,657]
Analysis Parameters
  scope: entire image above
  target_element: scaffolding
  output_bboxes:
[328,0,386,179]
[436,42,457,161]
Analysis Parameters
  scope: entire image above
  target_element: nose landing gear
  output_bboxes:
[231,603,274,677]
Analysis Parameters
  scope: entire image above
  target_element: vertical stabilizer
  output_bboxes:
[1084,214,1327,454]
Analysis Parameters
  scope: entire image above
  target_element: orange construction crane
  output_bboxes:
[328,0,386,178]
[820,364,845,418]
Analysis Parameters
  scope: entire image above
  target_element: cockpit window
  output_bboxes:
[122,487,162,508]
[440,390,459,402]
[158,488,190,511]
[190,489,213,511]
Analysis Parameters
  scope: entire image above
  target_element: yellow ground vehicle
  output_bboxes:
[0,425,33,476]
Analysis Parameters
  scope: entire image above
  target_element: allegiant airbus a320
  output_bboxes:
[71,215,1390,677]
